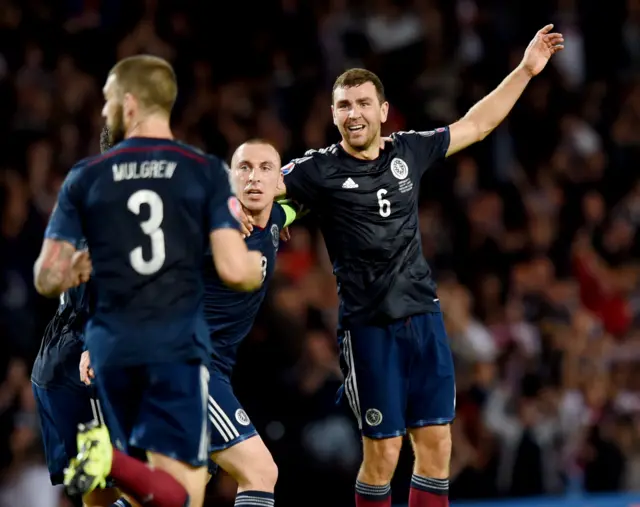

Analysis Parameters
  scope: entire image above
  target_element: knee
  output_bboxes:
[360,437,403,484]
[412,425,452,477]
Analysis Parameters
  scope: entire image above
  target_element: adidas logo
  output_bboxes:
[342,178,358,189]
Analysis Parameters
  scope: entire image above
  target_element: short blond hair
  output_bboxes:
[109,55,177,116]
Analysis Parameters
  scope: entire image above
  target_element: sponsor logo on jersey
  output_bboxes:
[342,177,359,189]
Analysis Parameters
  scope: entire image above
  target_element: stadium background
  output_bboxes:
[0,0,640,506]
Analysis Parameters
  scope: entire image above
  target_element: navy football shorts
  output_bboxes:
[32,382,103,485]
[95,361,210,467]
[206,368,258,474]
[337,311,456,439]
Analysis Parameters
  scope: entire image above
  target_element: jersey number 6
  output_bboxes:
[377,188,391,217]
[128,189,166,275]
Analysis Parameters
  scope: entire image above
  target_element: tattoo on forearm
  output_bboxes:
[35,241,75,296]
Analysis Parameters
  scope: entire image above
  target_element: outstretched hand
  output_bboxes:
[521,24,564,77]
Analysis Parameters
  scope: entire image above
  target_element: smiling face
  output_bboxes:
[332,81,389,153]
[230,141,282,212]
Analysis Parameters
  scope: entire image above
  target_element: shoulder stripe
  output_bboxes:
[304,143,339,157]
[393,128,447,138]
[85,145,208,168]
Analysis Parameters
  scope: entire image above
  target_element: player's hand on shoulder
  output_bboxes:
[70,250,92,286]
[238,203,254,238]
[79,351,94,385]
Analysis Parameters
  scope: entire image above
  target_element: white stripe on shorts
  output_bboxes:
[208,395,239,442]
[198,365,210,462]
[343,331,362,428]
[89,397,105,425]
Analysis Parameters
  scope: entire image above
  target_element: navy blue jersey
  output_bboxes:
[44,137,241,370]
[31,282,92,388]
[282,129,450,326]
[204,203,288,377]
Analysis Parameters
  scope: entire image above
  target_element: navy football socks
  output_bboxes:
[235,490,275,507]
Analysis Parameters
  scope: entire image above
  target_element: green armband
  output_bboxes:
[277,199,308,227]
[281,203,297,227]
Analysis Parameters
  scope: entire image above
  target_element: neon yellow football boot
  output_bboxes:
[63,422,113,496]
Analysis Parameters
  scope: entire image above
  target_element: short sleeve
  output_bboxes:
[45,169,84,246]
[207,158,242,232]
[282,156,320,209]
[393,128,450,177]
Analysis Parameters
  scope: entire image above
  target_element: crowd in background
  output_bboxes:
[1,0,640,506]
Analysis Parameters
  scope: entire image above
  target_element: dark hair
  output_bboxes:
[332,68,385,103]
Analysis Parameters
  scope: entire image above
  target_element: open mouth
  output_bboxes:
[245,189,263,196]
[347,125,365,132]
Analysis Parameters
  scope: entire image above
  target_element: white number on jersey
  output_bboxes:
[261,255,268,282]
[377,188,391,217]
[127,189,166,275]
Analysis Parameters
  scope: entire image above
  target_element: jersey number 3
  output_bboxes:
[128,189,166,275]
[377,189,391,217]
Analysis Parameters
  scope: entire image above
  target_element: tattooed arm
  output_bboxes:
[34,239,91,297]
[36,161,88,297]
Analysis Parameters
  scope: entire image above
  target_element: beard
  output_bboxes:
[106,105,126,147]
[343,125,378,152]
[99,126,113,153]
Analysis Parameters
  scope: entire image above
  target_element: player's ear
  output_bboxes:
[380,101,389,124]
[277,167,284,188]
[331,104,338,126]
[123,93,136,120]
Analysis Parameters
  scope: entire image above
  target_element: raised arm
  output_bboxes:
[446,24,564,157]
